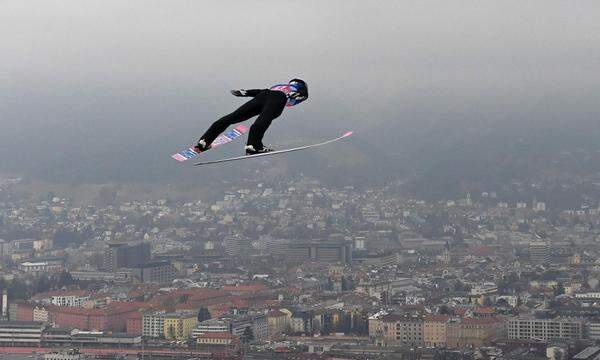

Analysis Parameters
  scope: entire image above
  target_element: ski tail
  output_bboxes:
[171,124,249,162]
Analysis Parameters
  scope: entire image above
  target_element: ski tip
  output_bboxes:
[342,131,353,137]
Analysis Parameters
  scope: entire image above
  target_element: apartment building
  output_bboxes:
[508,317,583,341]
[163,311,198,340]
[423,315,449,347]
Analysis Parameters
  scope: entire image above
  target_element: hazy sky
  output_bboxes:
[1,1,599,180]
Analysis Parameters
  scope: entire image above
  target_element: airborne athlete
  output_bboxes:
[194,79,308,155]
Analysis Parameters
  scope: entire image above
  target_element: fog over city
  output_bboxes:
[5,3,600,359]
[1,1,599,189]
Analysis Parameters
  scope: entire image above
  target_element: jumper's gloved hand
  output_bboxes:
[287,91,307,101]
[231,89,248,97]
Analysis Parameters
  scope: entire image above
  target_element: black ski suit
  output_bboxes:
[200,84,307,149]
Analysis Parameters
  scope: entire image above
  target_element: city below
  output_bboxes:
[0,174,600,360]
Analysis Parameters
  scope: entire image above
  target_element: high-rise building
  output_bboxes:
[143,311,166,338]
[104,242,151,272]
[284,240,352,263]
[586,322,600,340]
[353,236,366,250]
[0,239,8,258]
[265,238,289,256]
[133,261,178,284]
[1,289,7,320]
[529,241,550,264]
[223,235,251,257]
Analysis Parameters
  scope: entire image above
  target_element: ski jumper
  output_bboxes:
[199,82,308,149]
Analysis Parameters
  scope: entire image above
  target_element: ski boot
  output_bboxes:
[194,139,211,153]
[245,144,274,156]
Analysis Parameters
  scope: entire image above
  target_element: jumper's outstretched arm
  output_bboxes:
[231,89,263,97]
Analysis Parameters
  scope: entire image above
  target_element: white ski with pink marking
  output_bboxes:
[193,131,353,166]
